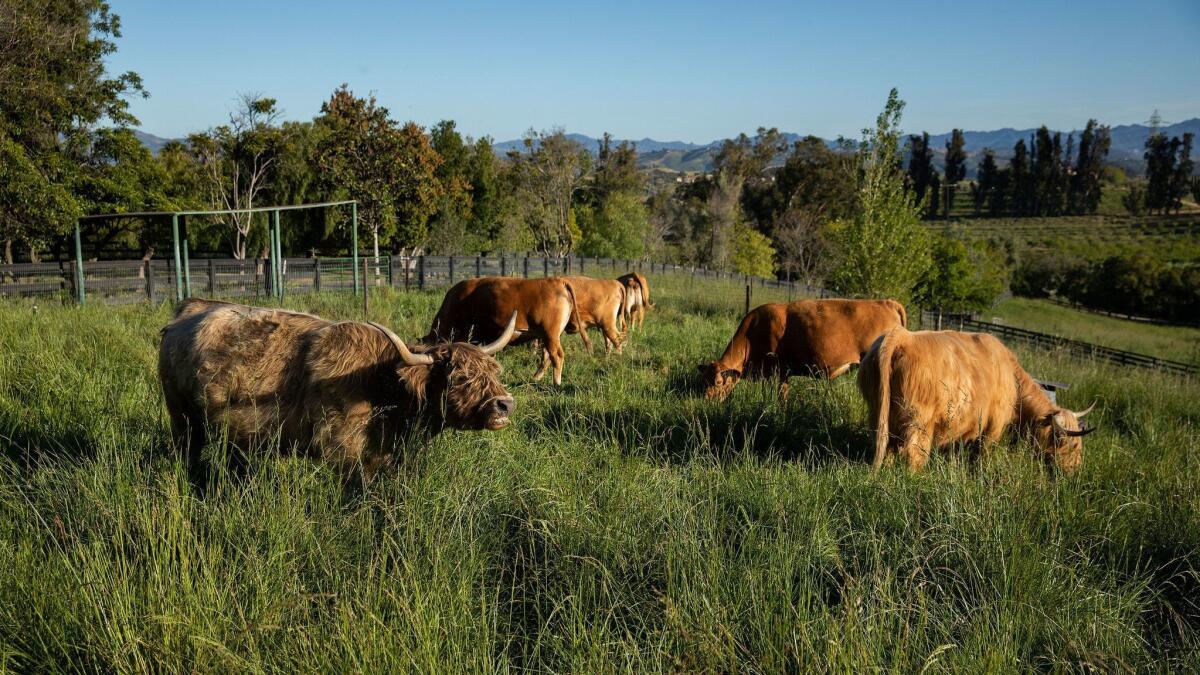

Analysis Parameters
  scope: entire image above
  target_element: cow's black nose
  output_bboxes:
[492,396,515,416]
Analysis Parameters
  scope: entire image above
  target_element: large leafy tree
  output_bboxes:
[314,85,443,256]
[505,128,591,255]
[828,89,930,301]
[0,0,145,262]
[188,94,286,259]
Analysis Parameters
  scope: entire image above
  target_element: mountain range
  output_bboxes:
[136,118,1200,175]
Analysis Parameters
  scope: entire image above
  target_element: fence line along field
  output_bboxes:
[1,275,1198,671]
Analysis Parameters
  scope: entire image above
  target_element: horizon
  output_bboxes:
[109,0,1200,143]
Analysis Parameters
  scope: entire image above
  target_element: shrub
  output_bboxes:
[731,222,777,278]
[915,234,1010,312]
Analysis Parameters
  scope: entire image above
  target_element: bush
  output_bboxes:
[577,192,648,259]
[915,234,1010,312]
[1121,186,1146,215]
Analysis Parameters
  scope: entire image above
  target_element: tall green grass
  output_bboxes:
[0,276,1197,671]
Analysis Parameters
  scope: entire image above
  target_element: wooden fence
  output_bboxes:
[921,311,1196,377]
[0,255,819,305]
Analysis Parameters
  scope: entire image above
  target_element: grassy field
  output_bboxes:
[1,276,1198,671]
[986,296,1200,365]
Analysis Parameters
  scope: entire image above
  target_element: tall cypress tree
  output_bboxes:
[1071,120,1110,215]
[1170,132,1194,214]
[973,150,998,215]
[943,129,967,217]
[906,132,937,218]
[1144,133,1176,214]
[1008,139,1032,216]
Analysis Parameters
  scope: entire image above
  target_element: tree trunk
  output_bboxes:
[137,246,155,279]
[28,244,39,264]
[3,239,11,265]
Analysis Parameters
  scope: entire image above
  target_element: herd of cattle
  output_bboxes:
[158,271,1095,482]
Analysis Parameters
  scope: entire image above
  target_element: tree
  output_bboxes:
[577,191,648,259]
[1069,120,1111,215]
[189,93,286,259]
[731,222,777,278]
[915,234,1009,312]
[0,0,145,261]
[1169,132,1194,214]
[827,89,930,301]
[741,135,858,238]
[774,207,829,285]
[972,150,999,215]
[1007,139,1033,216]
[505,128,591,255]
[705,128,786,268]
[1143,131,1177,214]
[905,131,937,218]
[943,129,967,216]
[314,85,442,256]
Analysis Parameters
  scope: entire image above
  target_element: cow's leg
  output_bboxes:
[535,343,552,381]
[635,305,645,330]
[545,333,567,385]
[601,318,623,355]
[898,427,932,472]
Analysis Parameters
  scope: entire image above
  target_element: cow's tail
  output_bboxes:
[564,281,592,352]
[893,300,908,329]
[640,274,653,308]
[617,283,627,336]
[867,329,901,472]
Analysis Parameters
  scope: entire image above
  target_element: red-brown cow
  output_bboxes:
[158,298,517,482]
[564,276,627,353]
[858,327,1096,472]
[426,276,585,385]
[698,298,907,401]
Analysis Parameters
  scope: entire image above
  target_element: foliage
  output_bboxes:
[914,234,1010,312]
[315,86,442,255]
[905,131,937,218]
[505,129,592,255]
[577,192,649,259]
[943,129,967,216]
[730,221,777,278]
[1122,186,1147,215]
[828,89,930,301]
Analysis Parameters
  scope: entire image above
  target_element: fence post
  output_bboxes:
[171,214,183,302]
[182,239,192,299]
[501,255,507,277]
[524,256,529,278]
[388,255,396,288]
[362,257,370,318]
[580,256,586,275]
[313,257,322,293]
[207,259,216,295]
[145,259,154,301]
[72,222,85,305]
[351,202,359,296]
[449,255,455,285]
[745,283,751,316]
[418,255,426,290]
[475,255,482,278]
[403,255,410,291]
[543,257,549,278]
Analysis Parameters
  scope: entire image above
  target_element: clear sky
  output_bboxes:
[107,0,1200,143]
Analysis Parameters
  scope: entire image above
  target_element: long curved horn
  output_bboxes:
[1051,413,1095,438]
[480,312,518,356]
[367,321,434,366]
[1074,401,1097,418]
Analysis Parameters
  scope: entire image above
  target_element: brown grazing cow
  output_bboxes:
[564,276,627,353]
[698,298,907,401]
[617,272,651,332]
[426,276,585,385]
[159,298,517,481]
[858,327,1095,473]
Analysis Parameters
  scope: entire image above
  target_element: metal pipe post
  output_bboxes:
[182,238,191,298]
[171,213,183,301]
[73,222,85,304]
[351,202,359,295]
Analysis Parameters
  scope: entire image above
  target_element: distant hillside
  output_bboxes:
[133,130,176,154]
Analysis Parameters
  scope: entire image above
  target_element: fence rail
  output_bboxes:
[0,255,818,305]
[922,311,1196,377]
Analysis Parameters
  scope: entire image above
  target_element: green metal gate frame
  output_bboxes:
[73,200,359,304]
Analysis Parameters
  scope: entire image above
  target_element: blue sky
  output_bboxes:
[108,0,1200,142]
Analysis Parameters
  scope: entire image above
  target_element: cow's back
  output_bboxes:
[430,276,572,343]
[780,299,904,371]
[888,330,1019,445]
[159,300,330,444]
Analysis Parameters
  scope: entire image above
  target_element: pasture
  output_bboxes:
[0,276,1197,671]
[987,296,1200,365]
